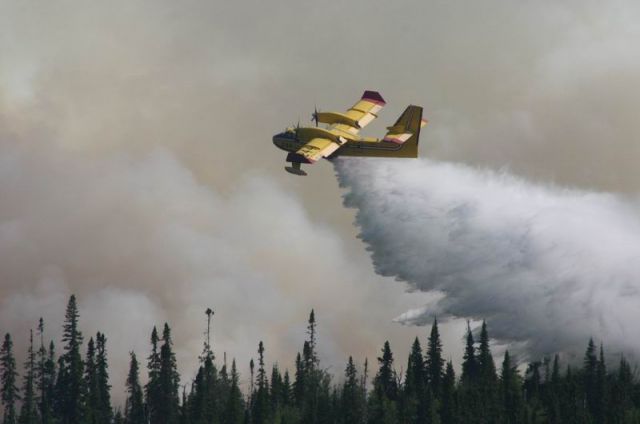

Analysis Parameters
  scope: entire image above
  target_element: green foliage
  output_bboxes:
[95,332,112,424]
[341,356,365,424]
[1,333,20,424]
[124,352,144,424]
[426,318,445,399]
[9,297,640,424]
[19,330,38,424]
[55,294,85,424]
[35,319,56,424]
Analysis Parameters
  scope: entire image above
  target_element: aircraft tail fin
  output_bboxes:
[382,105,427,157]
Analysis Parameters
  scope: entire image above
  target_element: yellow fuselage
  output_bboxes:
[272,128,418,159]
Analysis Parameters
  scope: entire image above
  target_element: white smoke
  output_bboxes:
[336,158,640,359]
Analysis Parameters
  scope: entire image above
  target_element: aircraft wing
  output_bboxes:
[319,91,386,136]
[296,138,341,163]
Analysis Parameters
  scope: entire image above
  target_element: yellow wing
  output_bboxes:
[315,91,386,136]
[296,138,341,163]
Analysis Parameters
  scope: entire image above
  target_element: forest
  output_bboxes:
[1,294,639,424]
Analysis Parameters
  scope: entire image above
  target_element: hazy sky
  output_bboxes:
[1,0,639,403]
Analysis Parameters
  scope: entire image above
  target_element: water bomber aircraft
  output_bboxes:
[272,91,427,175]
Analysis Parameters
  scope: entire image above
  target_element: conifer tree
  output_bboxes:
[299,310,328,424]
[55,294,85,424]
[95,333,112,424]
[145,326,161,423]
[269,364,283,416]
[84,337,99,424]
[440,361,457,424]
[249,357,255,413]
[610,355,634,423]
[36,319,55,424]
[477,322,497,385]
[293,352,305,408]
[368,341,398,424]
[425,318,445,399]
[158,323,180,424]
[306,310,318,370]
[341,356,364,424]
[545,354,561,424]
[500,351,522,424]
[594,344,607,423]
[282,370,292,407]
[19,330,38,424]
[1,333,20,424]
[477,321,499,422]
[403,337,426,424]
[189,351,218,424]
[253,341,269,424]
[361,357,369,418]
[583,338,598,421]
[461,324,477,384]
[374,341,397,401]
[124,352,144,424]
[113,410,124,424]
[223,359,244,424]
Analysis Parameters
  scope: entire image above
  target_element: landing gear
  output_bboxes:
[285,161,307,176]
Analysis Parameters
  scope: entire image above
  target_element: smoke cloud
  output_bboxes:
[336,158,640,359]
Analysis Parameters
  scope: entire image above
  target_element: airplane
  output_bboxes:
[272,90,427,175]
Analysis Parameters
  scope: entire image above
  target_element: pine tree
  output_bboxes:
[95,333,112,424]
[223,360,244,424]
[55,294,85,424]
[461,323,477,384]
[583,338,598,421]
[425,318,445,399]
[341,357,364,424]
[294,352,305,408]
[1,333,20,424]
[403,337,426,424]
[458,323,480,424]
[19,329,39,424]
[476,321,499,423]
[374,341,397,401]
[145,326,161,423]
[269,364,282,416]
[299,310,328,424]
[157,323,180,424]
[306,310,318,371]
[113,410,124,424]
[369,341,398,424]
[500,351,522,424]
[282,370,292,407]
[594,344,607,423]
[610,355,634,424]
[35,319,55,424]
[545,354,561,424]
[440,361,457,424]
[189,351,218,424]
[84,337,99,424]
[124,352,144,424]
[253,341,269,424]
[477,322,497,385]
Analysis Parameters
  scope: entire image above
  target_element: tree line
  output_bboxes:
[1,295,640,424]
